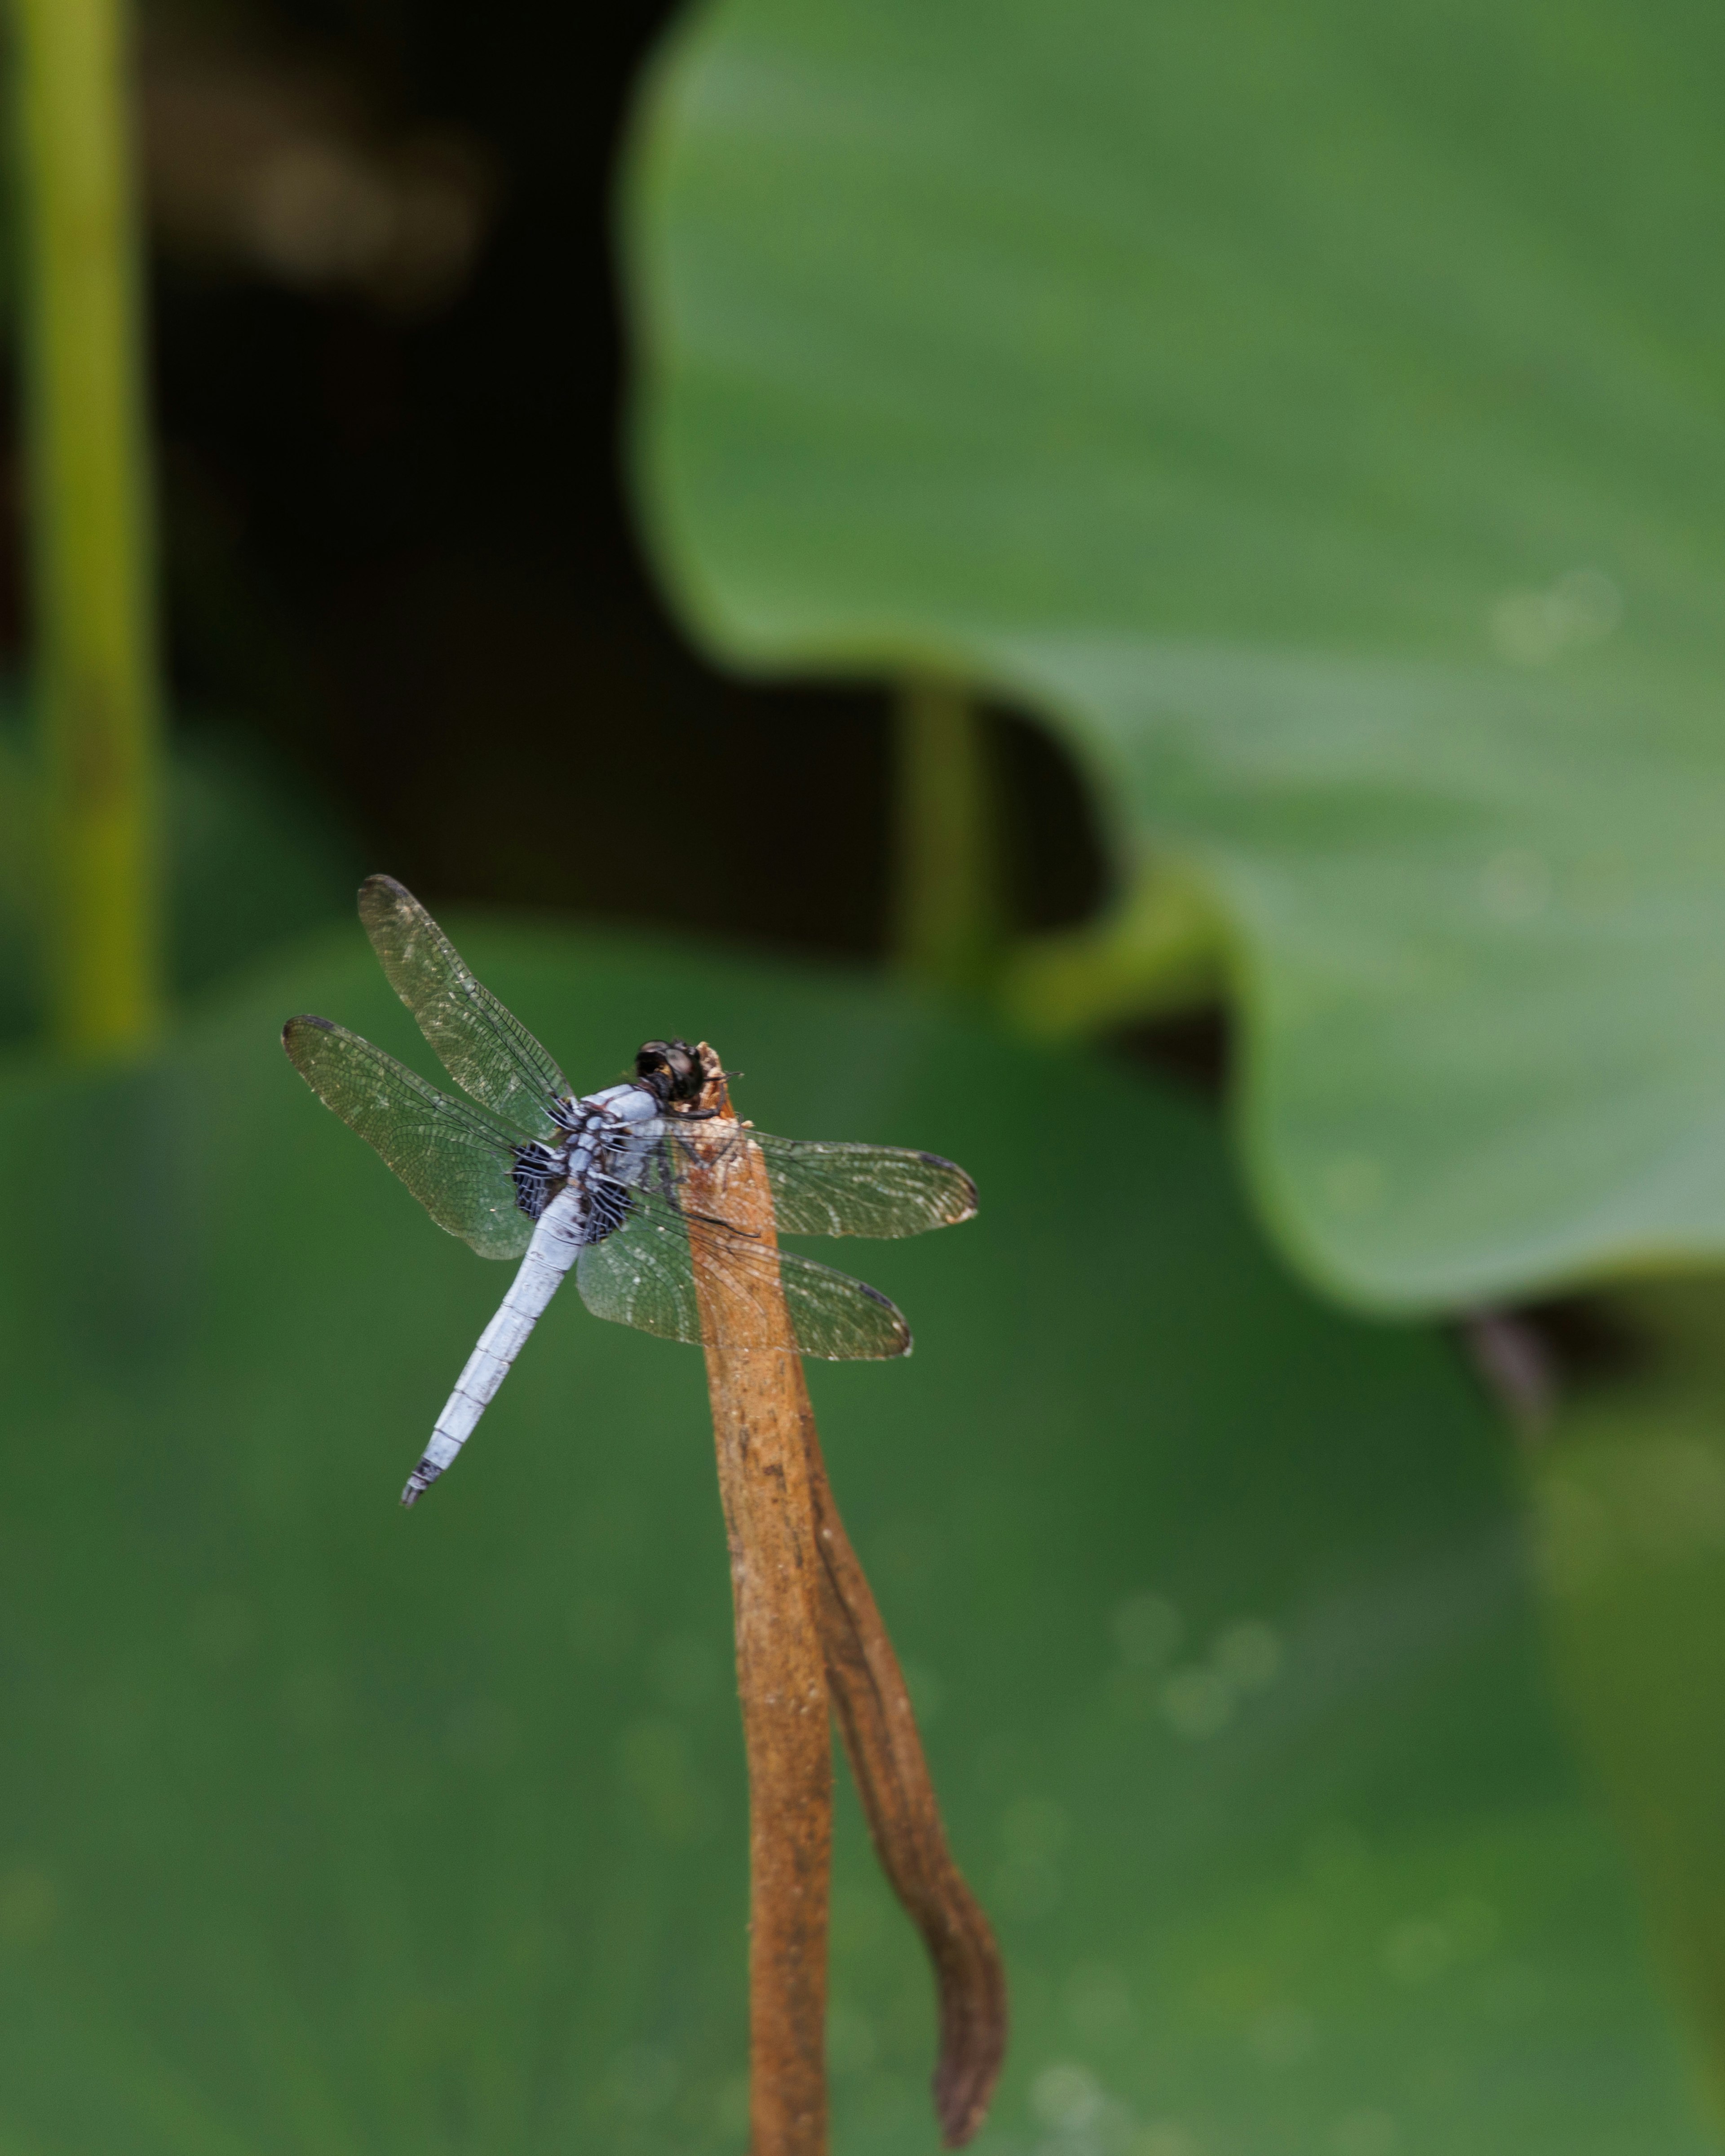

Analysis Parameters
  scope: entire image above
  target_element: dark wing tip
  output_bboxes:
[858,1280,914,1356]
[358,873,413,925]
[918,1152,980,1225]
[282,1013,334,1061]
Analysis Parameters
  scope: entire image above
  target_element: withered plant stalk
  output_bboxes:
[686,1045,1006,2155]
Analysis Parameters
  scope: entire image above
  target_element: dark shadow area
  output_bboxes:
[1114,1007,1232,1100]
[1457,1294,1653,1440]
[120,0,1109,963]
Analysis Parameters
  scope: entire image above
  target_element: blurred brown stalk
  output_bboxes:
[686,1044,1005,2153]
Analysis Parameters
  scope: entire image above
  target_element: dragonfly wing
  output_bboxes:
[284,1016,539,1259]
[358,875,571,1143]
[655,1123,977,1238]
[575,1186,911,1358]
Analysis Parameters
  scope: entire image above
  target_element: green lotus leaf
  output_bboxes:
[0,927,1707,2150]
[624,0,1725,1311]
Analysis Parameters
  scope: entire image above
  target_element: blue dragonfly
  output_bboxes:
[284,878,977,1503]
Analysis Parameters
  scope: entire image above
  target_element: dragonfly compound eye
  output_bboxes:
[635,1038,706,1105]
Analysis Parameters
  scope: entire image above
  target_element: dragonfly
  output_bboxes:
[283,876,978,1507]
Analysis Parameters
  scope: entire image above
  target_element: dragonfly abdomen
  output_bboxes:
[402,1185,584,1507]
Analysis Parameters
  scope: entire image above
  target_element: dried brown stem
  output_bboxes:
[688,1044,1005,2152]
[807,1426,1008,2146]
[688,1050,831,2156]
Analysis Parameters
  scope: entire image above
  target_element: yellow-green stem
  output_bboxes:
[14,0,164,1052]
[892,678,1003,994]
[1000,857,1225,1038]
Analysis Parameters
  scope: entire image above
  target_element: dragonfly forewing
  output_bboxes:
[753,1131,976,1237]
[359,874,571,1143]
[652,1122,977,1239]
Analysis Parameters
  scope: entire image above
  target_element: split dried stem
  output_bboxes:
[807,1427,1007,2146]
[688,1045,1007,2152]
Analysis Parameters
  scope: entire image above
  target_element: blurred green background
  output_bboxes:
[6,0,1725,2150]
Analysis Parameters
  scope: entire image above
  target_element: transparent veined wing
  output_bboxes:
[575,1184,911,1358]
[283,1016,541,1259]
[651,1122,977,1238]
[358,875,571,1143]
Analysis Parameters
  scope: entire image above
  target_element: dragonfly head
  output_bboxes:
[635,1038,708,1109]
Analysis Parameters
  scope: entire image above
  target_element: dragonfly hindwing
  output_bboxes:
[585,1176,634,1244]
[575,1186,910,1359]
[283,1015,537,1260]
[511,1143,565,1223]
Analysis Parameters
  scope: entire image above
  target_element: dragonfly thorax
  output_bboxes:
[575,1081,662,1123]
[512,1083,672,1239]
